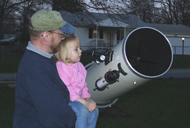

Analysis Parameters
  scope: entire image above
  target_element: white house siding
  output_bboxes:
[75,26,117,50]
[167,36,190,55]
[167,37,190,46]
[75,27,92,50]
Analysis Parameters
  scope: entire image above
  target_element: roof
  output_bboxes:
[94,18,128,27]
[60,11,190,36]
[60,11,147,28]
[147,23,190,35]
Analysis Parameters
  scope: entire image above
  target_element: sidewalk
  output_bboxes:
[159,69,190,79]
[0,73,17,81]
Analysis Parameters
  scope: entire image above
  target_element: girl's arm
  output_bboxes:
[79,62,91,99]
[56,62,81,101]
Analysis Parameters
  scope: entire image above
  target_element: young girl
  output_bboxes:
[54,34,99,128]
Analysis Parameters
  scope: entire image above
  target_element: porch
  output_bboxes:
[81,39,121,51]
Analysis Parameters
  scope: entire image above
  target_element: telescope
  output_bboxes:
[85,27,173,108]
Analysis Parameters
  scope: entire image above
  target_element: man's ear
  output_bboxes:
[41,31,49,42]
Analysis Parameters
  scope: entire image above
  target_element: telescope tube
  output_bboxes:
[85,27,173,108]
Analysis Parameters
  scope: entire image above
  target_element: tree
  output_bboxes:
[52,0,86,12]
[2,0,190,43]
[128,0,158,23]
[0,0,27,40]
[160,0,190,26]
[15,0,51,43]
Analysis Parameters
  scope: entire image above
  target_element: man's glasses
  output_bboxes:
[50,31,66,38]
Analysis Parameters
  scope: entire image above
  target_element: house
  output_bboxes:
[147,23,190,46]
[147,23,190,55]
[60,11,147,50]
[60,11,190,54]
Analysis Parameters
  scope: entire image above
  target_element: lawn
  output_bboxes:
[0,53,190,128]
[171,55,190,69]
[97,79,190,128]
[0,54,23,73]
[1,79,190,128]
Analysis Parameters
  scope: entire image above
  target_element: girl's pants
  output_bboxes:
[69,99,99,128]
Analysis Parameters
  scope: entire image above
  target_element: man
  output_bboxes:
[12,10,76,128]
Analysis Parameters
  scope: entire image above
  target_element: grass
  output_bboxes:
[1,79,190,128]
[0,85,15,128]
[0,53,190,127]
[0,54,23,73]
[97,79,190,128]
[171,55,190,69]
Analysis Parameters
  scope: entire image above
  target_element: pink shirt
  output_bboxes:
[56,61,91,101]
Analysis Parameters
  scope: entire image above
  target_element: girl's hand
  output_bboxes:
[85,100,97,112]
[75,98,97,112]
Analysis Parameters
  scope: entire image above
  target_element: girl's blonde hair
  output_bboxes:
[54,34,80,64]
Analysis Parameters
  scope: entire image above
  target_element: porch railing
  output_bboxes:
[81,39,118,50]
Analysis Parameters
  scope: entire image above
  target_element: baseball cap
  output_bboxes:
[30,9,75,34]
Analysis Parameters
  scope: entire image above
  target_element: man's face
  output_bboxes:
[50,29,65,53]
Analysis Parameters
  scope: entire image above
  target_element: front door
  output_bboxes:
[107,31,114,47]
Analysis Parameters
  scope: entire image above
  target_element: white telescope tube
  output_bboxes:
[85,27,173,108]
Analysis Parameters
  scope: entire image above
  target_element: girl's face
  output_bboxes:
[68,41,82,64]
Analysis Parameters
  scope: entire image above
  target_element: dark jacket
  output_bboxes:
[13,50,76,128]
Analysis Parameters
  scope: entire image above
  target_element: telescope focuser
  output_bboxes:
[85,50,113,65]
[93,63,127,91]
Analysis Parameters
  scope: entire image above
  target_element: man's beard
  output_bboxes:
[50,38,60,53]
[51,45,59,53]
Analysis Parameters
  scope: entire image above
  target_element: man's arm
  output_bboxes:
[27,74,76,128]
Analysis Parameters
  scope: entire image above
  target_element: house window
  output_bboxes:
[89,28,93,38]
[93,29,97,38]
[116,29,124,43]
[100,29,103,39]
[89,28,99,39]
[89,28,103,39]
[117,30,120,40]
